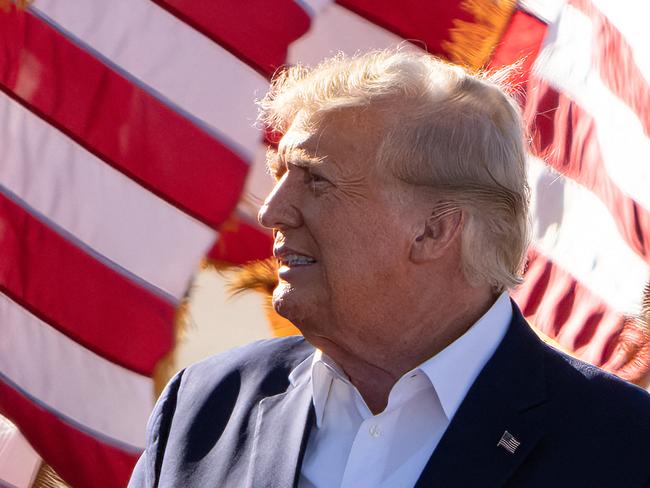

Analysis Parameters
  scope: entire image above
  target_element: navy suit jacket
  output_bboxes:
[129,303,650,487]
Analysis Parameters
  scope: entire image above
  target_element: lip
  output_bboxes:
[274,246,317,268]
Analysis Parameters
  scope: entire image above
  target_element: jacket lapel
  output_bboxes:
[415,303,549,487]
[246,366,315,488]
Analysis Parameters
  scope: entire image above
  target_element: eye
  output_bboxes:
[305,170,330,193]
[309,173,327,183]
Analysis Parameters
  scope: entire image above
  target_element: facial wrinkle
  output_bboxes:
[334,173,370,205]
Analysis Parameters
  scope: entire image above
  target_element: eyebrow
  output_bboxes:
[266,146,324,177]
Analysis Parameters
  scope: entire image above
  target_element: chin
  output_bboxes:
[272,281,315,328]
[272,282,304,323]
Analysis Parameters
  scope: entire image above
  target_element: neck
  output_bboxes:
[306,286,497,414]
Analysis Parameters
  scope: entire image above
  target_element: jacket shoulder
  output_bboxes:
[129,336,313,487]
[542,343,650,432]
[183,335,313,387]
[172,335,315,413]
[511,338,650,485]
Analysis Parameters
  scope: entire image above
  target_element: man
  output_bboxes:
[129,50,650,487]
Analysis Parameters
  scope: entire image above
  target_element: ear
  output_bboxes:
[409,204,463,264]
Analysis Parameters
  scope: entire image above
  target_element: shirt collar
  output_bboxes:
[418,292,512,420]
[289,292,512,426]
[288,352,314,387]
[308,350,349,427]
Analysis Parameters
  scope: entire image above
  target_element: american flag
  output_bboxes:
[497,430,521,454]
[0,0,648,487]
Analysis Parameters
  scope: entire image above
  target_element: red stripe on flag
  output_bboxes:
[525,77,650,263]
[514,248,624,365]
[0,192,175,376]
[570,0,650,138]
[0,8,247,230]
[0,378,139,488]
[488,9,548,88]
[208,213,273,264]
[336,0,474,55]
[151,0,311,77]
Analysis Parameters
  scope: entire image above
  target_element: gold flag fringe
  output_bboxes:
[208,257,301,338]
[32,463,69,488]
[0,0,33,12]
[222,258,278,297]
[441,0,516,71]
[152,298,191,397]
[527,280,650,388]
[603,281,650,386]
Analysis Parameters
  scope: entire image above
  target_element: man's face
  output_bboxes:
[258,111,420,345]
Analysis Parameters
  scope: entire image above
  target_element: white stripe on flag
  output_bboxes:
[533,4,650,212]
[528,156,649,314]
[518,0,565,23]
[288,3,413,66]
[0,294,153,450]
[0,417,41,488]
[31,0,267,160]
[590,0,650,82]
[0,93,215,300]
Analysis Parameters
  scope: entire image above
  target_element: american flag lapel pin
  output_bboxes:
[497,430,521,454]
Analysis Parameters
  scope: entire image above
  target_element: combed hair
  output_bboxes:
[258,49,530,292]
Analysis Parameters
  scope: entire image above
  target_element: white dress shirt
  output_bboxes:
[292,293,513,488]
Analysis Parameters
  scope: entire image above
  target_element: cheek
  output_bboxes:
[308,200,409,262]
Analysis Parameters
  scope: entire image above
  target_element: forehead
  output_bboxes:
[273,110,384,171]
[278,125,321,165]
[266,129,323,178]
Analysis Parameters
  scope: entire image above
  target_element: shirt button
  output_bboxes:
[369,425,381,438]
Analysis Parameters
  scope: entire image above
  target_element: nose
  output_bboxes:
[258,173,303,230]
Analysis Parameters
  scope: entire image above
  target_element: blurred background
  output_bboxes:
[1,0,649,486]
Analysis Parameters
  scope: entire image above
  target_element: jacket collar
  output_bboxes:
[415,300,549,487]
[246,354,315,488]
[419,292,512,421]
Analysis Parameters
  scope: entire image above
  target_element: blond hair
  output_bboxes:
[258,49,529,292]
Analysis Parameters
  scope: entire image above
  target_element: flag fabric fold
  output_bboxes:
[1,1,649,486]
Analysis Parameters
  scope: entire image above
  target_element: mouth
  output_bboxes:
[274,247,318,270]
[278,254,317,267]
